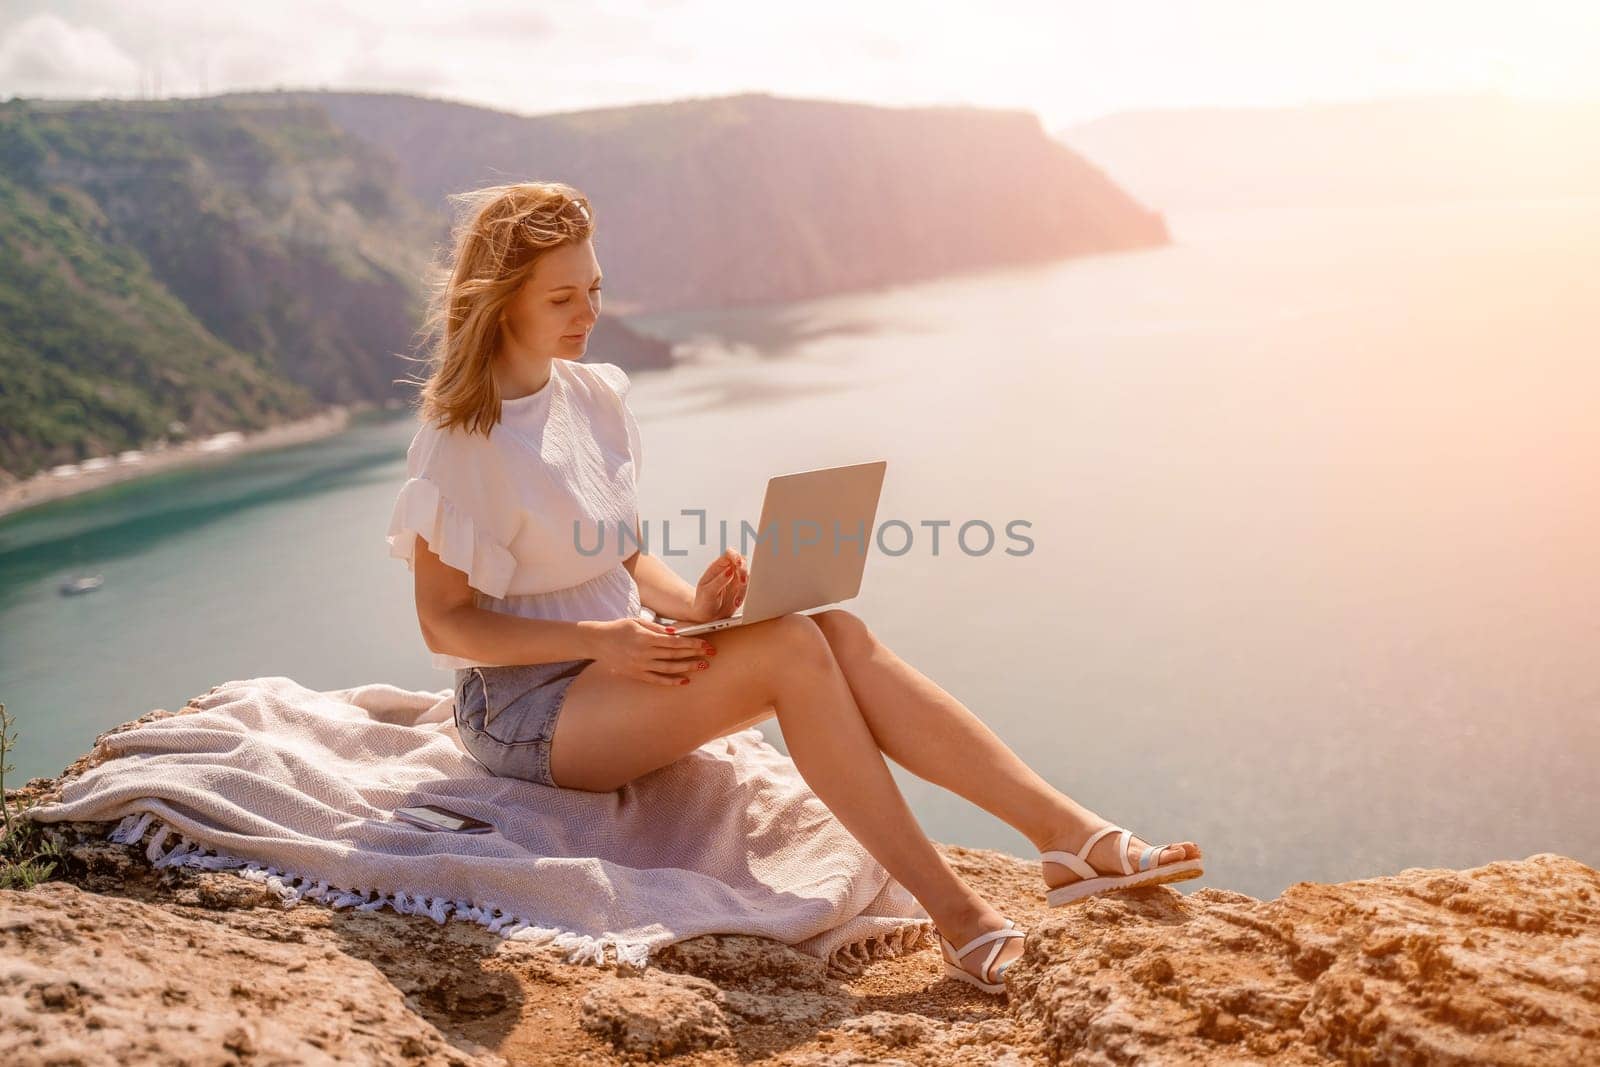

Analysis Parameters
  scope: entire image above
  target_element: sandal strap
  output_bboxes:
[1115,828,1134,875]
[1079,823,1124,860]
[944,918,1022,960]
[978,940,1005,983]
[1042,826,1181,878]
[1041,823,1131,879]
[944,922,1024,985]
[1139,843,1173,872]
[1038,849,1097,880]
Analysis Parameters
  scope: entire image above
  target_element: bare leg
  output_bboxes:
[549,613,1003,957]
[807,610,1202,887]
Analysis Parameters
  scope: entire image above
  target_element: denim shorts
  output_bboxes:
[452,659,594,787]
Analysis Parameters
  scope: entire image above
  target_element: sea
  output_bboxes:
[3,194,1596,902]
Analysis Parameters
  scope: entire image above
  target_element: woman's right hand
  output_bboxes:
[579,617,715,687]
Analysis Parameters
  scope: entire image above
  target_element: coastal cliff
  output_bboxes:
[1,88,1161,484]
[3,706,1594,1066]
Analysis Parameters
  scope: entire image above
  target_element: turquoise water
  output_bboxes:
[3,197,1597,901]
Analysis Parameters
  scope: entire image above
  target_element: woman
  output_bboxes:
[386,181,1204,996]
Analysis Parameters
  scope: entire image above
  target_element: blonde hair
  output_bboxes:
[403,181,595,435]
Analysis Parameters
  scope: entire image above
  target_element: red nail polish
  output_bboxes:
[697,661,708,670]
[666,627,676,633]
[681,677,691,685]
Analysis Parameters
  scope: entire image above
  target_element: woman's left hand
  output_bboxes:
[686,549,747,624]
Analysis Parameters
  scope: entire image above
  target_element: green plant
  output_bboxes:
[0,700,64,890]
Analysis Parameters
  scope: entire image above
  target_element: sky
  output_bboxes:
[2,1,1598,131]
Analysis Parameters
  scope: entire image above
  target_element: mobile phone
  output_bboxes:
[393,804,495,834]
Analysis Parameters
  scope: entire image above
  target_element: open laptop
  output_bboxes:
[663,460,887,636]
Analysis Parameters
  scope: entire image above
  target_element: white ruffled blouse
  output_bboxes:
[385,358,647,670]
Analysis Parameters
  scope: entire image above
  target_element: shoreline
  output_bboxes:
[0,404,380,523]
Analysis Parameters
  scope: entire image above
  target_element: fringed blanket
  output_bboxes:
[26,676,934,973]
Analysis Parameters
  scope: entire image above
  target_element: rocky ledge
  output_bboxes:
[2,715,1597,1066]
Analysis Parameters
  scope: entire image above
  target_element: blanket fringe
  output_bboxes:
[105,812,659,969]
[825,919,937,977]
[103,812,930,977]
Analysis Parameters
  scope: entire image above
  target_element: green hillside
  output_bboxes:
[0,98,441,480]
[0,89,1165,482]
[0,165,321,478]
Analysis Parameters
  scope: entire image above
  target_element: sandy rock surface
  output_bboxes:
[3,708,1596,1065]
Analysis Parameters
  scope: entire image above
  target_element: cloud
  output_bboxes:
[0,11,140,98]
[2,2,1596,130]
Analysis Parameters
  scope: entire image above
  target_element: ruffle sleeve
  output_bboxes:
[385,422,520,600]
[386,476,517,599]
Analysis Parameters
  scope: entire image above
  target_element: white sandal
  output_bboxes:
[1040,824,1204,907]
[937,917,1026,994]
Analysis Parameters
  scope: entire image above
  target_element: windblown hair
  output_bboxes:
[403,181,595,435]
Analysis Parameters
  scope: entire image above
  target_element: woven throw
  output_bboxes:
[27,675,934,972]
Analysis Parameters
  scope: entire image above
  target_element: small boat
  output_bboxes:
[60,573,104,596]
